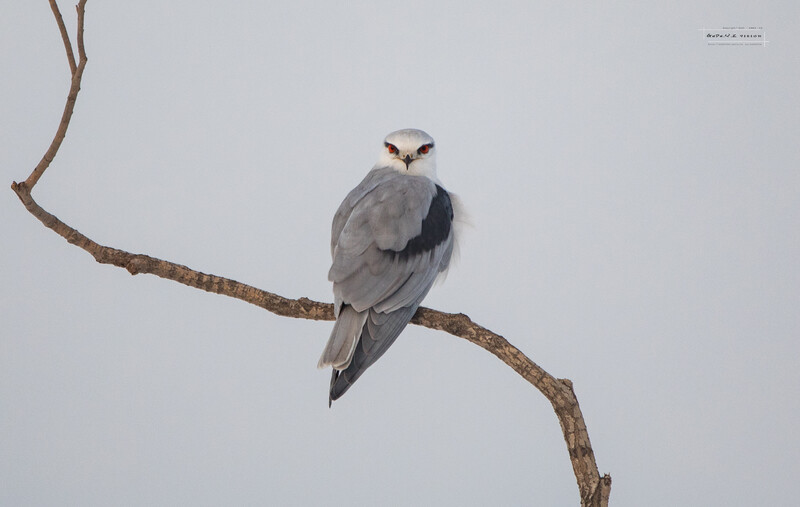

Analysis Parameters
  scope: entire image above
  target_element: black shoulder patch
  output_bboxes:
[397,185,453,258]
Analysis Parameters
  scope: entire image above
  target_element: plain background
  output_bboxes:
[2,1,798,505]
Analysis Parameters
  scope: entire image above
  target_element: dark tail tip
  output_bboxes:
[328,368,354,405]
[328,369,339,407]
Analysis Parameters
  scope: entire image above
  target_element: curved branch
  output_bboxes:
[12,2,610,505]
[12,182,610,504]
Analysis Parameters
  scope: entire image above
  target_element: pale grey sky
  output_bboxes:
[2,1,799,505]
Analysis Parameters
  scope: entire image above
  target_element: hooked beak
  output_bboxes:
[403,154,413,168]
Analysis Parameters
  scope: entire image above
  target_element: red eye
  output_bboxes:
[385,143,398,154]
[418,144,431,154]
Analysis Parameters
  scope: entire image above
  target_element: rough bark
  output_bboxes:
[11,2,611,505]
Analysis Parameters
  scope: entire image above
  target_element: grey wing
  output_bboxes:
[322,168,455,400]
[329,167,401,259]
[329,170,453,313]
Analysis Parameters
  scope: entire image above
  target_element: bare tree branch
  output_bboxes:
[49,0,77,74]
[11,2,610,505]
[25,0,88,190]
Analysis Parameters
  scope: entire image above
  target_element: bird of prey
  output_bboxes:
[318,128,457,405]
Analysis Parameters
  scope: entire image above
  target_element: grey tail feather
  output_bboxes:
[328,305,418,404]
[318,305,366,369]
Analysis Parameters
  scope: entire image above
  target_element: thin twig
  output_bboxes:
[25,1,88,190]
[49,0,76,74]
[76,0,87,62]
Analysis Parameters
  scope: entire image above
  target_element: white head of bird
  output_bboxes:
[376,128,437,179]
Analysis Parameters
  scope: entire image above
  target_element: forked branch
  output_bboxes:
[11,2,610,505]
